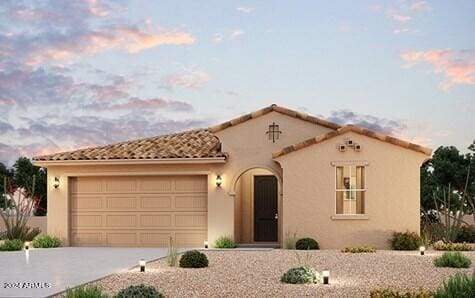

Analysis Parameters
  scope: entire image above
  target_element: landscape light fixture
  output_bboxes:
[139,259,146,272]
[53,177,60,189]
[204,240,209,249]
[24,241,30,250]
[322,269,330,285]
[419,246,425,256]
[216,175,222,187]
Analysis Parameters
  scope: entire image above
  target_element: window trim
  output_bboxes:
[334,163,368,216]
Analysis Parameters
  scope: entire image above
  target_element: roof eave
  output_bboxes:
[33,157,227,167]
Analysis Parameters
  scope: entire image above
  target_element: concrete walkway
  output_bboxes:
[0,247,172,298]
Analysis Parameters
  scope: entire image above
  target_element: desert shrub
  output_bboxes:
[434,252,471,268]
[0,231,6,240]
[295,238,319,250]
[390,231,421,250]
[0,239,22,251]
[280,266,322,284]
[341,246,376,253]
[115,284,162,298]
[167,236,178,267]
[421,222,446,245]
[65,285,107,298]
[455,225,475,243]
[23,227,41,241]
[434,273,475,298]
[433,241,473,251]
[32,235,61,248]
[213,236,236,248]
[179,250,208,268]
[369,288,433,298]
[283,230,297,249]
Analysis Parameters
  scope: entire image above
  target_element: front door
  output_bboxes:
[253,175,278,242]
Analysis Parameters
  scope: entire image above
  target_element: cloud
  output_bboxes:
[230,29,244,38]
[401,49,475,90]
[386,10,411,22]
[0,1,195,66]
[237,7,255,13]
[326,110,408,136]
[161,71,209,90]
[410,1,430,12]
[213,33,224,43]
[393,28,418,34]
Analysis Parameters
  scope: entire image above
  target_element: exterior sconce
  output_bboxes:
[139,259,146,272]
[53,177,60,189]
[204,240,209,249]
[419,246,425,256]
[216,175,222,187]
[322,269,330,284]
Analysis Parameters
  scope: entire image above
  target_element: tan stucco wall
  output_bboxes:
[0,216,47,234]
[44,111,334,246]
[276,131,428,249]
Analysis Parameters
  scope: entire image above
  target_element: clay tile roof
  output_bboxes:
[272,125,432,158]
[209,104,341,133]
[33,129,226,161]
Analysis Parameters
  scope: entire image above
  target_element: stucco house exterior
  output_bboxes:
[33,105,431,249]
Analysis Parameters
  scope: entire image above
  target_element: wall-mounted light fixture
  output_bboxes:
[139,259,146,272]
[419,246,425,256]
[216,175,222,187]
[53,177,60,189]
[322,269,330,285]
[204,240,209,249]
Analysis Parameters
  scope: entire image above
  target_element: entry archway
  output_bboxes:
[233,167,281,244]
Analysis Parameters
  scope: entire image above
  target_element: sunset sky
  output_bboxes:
[0,0,474,165]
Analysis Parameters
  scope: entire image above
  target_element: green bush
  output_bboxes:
[65,285,107,298]
[0,239,23,251]
[32,235,61,248]
[115,284,162,298]
[179,250,208,268]
[280,266,321,284]
[0,231,6,240]
[390,231,421,250]
[455,225,475,243]
[295,238,319,250]
[213,236,236,248]
[341,246,376,253]
[434,273,475,298]
[434,252,471,268]
[369,288,433,298]
[433,241,473,251]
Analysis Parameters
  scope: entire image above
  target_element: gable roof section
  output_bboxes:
[272,125,432,158]
[33,129,226,162]
[209,104,341,133]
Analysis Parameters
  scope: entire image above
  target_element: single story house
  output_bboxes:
[33,105,431,248]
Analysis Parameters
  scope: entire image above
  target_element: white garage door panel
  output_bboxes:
[70,175,208,247]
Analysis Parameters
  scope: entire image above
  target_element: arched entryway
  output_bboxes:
[233,167,281,245]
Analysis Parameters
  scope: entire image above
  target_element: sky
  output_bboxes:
[0,0,474,165]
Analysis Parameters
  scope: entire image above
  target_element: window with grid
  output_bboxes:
[336,165,366,215]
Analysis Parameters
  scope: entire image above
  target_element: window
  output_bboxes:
[336,165,365,215]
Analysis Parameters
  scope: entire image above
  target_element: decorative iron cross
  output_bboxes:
[266,122,282,143]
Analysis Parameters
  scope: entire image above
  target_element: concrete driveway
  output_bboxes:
[0,247,173,298]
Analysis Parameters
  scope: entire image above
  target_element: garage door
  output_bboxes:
[70,175,207,247]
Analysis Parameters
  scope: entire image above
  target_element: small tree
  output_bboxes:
[0,177,41,240]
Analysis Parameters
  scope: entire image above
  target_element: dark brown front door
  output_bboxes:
[254,175,278,242]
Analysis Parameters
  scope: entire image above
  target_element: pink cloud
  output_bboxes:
[410,1,430,12]
[401,49,475,90]
[162,71,209,90]
[109,97,193,111]
[387,10,411,22]
[230,29,244,38]
[116,27,195,53]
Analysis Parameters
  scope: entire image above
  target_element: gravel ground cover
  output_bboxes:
[87,249,475,298]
